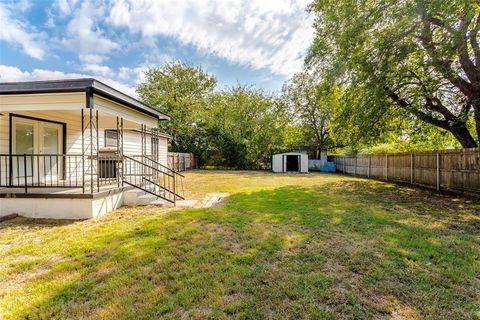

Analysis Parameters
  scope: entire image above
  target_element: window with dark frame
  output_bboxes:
[105,130,118,147]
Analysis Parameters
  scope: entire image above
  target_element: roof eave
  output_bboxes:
[0,78,170,121]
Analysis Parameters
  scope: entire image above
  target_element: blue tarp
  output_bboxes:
[320,161,336,172]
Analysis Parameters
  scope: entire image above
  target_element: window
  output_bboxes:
[105,130,118,147]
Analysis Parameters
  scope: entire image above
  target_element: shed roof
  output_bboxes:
[0,78,169,121]
[272,151,308,156]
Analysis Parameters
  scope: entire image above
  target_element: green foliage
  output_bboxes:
[2,171,479,319]
[308,0,480,149]
[137,61,217,154]
[281,71,339,155]
[204,85,287,168]
[137,62,287,168]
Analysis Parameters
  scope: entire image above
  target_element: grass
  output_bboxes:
[0,170,479,319]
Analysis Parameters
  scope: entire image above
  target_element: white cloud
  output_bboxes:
[117,66,148,84]
[78,54,105,64]
[82,63,114,77]
[0,3,45,59]
[62,0,118,63]
[55,0,79,16]
[106,0,314,76]
[0,65,137,98]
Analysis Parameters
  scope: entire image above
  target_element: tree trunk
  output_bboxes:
[474,105,480,144]
[448,125,478,148]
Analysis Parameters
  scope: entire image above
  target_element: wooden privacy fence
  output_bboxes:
[168,152,197,172]
[333,148,480,196]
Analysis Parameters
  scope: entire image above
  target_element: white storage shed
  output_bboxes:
[272,152,309,173]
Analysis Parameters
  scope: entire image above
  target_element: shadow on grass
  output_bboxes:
[189,169,335,178]
[0,216,80,231]
[5,182,480,319]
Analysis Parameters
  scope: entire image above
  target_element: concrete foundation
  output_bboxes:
[0,192,124,219]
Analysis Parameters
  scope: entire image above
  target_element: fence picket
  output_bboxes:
[333,148,480,196]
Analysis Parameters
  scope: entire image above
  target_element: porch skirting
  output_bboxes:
[0,192,124,219]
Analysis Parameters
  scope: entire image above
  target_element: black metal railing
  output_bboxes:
[0,154,86,191]
[0,154,185,201]
[123,155,185,204]
[97,153,123,188]
[142,156,185,200]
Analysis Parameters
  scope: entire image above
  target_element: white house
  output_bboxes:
[272,152,309,173]
[0,79,184,219]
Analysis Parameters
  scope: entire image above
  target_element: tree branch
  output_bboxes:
[456,14,480,83]
[418,16,476,100]
[470,14,480,65]
[384,86,450,129]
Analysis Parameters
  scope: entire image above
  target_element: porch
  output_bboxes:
[0,79,184,219]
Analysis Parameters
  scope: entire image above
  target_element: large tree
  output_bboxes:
[205,85,287,168]
[308,0,480,148]
[136,62,217,154]
[281,71,338,157]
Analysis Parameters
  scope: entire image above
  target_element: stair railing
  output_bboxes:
[122,155,185,205]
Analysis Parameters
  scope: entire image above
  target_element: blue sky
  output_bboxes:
[0,0,314,96]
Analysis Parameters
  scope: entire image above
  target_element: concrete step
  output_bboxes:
[136,194,158,206]
[175,199,199,208]
[123,189,146,206]
[124,189,158,206]
[149,199,174,207]
[123,186,181,208]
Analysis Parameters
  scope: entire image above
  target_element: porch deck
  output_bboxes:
[0,182,132,198]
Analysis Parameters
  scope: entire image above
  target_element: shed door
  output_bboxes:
[286,155,300,172]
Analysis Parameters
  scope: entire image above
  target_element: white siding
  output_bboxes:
[0,92,162,155]
[0,92,85,111]
[158,136,168,166]
[94,95,158,128]
[0,111,83,154]
[0,113,8,154]
[1,113,168,157]
[97,130,167,163]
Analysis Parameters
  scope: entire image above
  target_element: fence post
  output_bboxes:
[385,154,388,181]
[436,152,440,191]
[354,157,357,176]
[410,153,414,185]
[368,155,371,178]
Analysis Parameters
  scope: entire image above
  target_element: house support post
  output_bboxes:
[81,109,85,194]
[120,117,124,187]
[23,154,27,194]
[141,124,146,160]
[96,110,99,192]
[116,116,124,187]
[89,108,93,193]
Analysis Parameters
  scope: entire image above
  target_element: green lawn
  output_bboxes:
[1,171,479,319]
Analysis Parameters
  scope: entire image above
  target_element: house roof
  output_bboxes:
[0,78,169,121]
